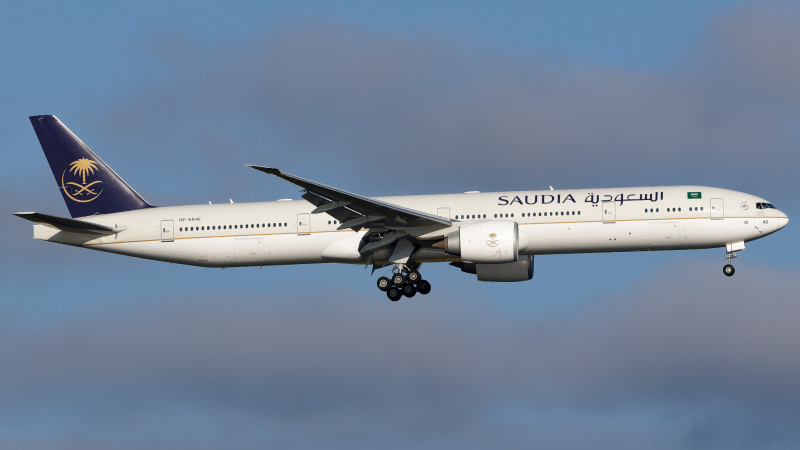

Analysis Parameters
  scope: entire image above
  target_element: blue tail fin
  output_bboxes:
[30,115,153,218]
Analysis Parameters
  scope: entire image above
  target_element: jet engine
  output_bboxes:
[443,220,518,264]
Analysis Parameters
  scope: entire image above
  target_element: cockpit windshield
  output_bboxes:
[756,202,776,209]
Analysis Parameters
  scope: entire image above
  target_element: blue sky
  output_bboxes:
[2,1,799,449]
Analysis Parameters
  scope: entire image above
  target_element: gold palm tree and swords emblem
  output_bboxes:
[61,158,103,202]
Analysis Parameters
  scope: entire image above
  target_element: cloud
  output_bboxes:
[2,264,800,449]
[97,4,800,202]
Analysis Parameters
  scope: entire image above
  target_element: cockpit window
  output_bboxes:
[756,202,777,209]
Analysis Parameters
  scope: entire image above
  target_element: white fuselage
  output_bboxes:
[32,185,789,268]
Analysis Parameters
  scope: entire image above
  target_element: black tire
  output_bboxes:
[377,276,391,291]
[723,264,735,277]
[402,283,417,297]
[391,273,406,286]
[387,287,402,301]
[407,271,421,284]
[417,280,431,295]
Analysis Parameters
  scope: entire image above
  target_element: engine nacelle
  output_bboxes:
[453,255,534,282]
[444,220,518,264]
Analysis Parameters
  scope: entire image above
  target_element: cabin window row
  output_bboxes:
[179,222,288,232]
[645,207,704,213]
[493,211,581,218]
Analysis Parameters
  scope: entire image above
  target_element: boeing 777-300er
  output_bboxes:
[15,116,789,301]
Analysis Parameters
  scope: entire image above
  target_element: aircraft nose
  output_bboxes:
[776,210,789,229]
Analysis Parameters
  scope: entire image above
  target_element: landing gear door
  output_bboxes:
[602,201,616,223]
[710,198,724,220]
[161,220,174,242]
[297,213,310,235]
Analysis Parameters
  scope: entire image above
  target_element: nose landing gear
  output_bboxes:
[723,251,737,277]
[378,264,431,301]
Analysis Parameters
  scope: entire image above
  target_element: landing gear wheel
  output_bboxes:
[417,280,431,295]
[402,283,417,297]
[723,264,735,277]
[391,273,406,286]
[407,271,421,284]
[387,287,402,301]
[377,277,391,291]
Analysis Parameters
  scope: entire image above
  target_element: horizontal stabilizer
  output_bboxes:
[13,212,125,235]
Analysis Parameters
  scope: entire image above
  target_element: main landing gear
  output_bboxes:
[376,265,432,301]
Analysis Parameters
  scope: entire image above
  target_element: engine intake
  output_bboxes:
[444,220,519,264]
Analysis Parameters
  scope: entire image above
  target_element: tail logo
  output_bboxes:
[61,158,103,203]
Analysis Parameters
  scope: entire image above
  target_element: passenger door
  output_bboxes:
[161,220,174,242]
[602,201,616,223]
[710,198,724,219]
[297,213,310,235]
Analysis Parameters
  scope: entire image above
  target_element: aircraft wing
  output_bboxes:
[13,212,126,235]
[247,165,452,232]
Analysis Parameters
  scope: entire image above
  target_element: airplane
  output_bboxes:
[15,115,789,301]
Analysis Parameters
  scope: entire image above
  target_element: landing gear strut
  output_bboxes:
[723,251,737,277]
[381,264,431,301]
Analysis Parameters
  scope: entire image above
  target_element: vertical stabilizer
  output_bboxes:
[29,115,153,218]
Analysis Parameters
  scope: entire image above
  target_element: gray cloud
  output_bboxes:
[2,264,800,449]
[96,3,800,204]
